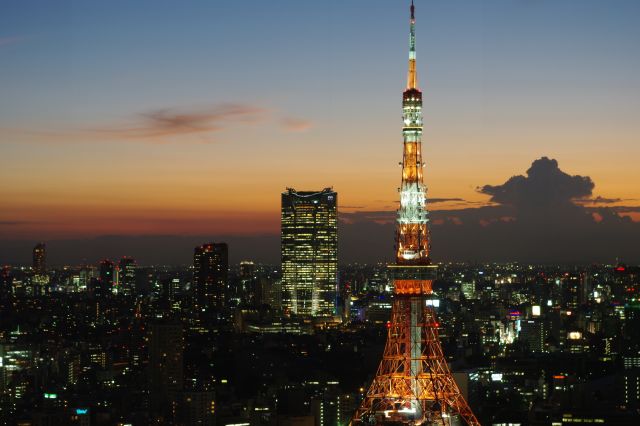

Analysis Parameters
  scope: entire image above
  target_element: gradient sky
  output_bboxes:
[2,0,640,243]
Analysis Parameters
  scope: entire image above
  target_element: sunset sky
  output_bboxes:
[1,0,640,262]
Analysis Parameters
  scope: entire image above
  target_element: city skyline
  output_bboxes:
[2,0,640,264]
[1,3,640,425]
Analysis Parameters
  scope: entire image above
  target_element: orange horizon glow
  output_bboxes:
[2,0,640,241]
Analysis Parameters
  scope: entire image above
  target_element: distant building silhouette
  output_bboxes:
[118,256,137,296]
[281,188,337,318]
[32,243,46,275]
[0,266,12,299]
[149,320,184,418]
[97,259,115,296]
[31,243,49,294]
[193,243,228,311]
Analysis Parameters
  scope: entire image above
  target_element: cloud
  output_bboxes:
[427,198,487,208]
[607,206,640,214]
[2,157,639,264]
[0,36,24,47]
[429,198,466,203]
[340,210,396,225]
[336,157,640,263]
[0,221,30,226]
[281,117,313,132]
[1,104,316,144]
[479,157,594,209]
[92,103,267,142]
[575,196,627,205]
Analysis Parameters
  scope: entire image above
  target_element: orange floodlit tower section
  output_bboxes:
[351,2,480,425]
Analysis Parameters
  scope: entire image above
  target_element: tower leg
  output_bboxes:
[351,291,480,425]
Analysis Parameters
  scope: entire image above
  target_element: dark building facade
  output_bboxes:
[98,259,115,294]
[281,188,337,318]
[149,320,184,418]
[118,256,137,296]
[193,243,229,311]
[32,243,46,275]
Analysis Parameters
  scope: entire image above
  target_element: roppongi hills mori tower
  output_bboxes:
[351,2,480,426]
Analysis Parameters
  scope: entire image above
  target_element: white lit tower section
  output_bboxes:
[397,1,430,265]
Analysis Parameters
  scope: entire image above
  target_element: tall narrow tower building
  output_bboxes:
[193,243,229,311]
[118,256,137,296]
[281,188,338,318]
[32,243,46,275]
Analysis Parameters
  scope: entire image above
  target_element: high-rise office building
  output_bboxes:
[281,187,337,318]
[0,266,11,299]
[99,259,114,286]
[520,319,549,353]
[98,259,115,295]
[193,243,228,311]
[239,260,258,305]
[149,320,184,414]
[118,256,137,296]
[239,260,255,280]
[31,243,49,294]
[32,243,46,275]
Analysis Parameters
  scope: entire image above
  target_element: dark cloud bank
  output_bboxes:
[2,158,639,265]
[342,157,640,264]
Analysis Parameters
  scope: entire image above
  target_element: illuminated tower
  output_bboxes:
[351,2,479,425]
[281,188,338,317]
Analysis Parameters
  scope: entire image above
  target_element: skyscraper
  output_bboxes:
[31,242,49,294]
[281,187,337,318]
[99,259,114,285]
[193,243,228,311]
[118,256,137,296]
[149,320,184,416]
[32,243,46,275]
[98,259,115,294]
[0,266,12,299]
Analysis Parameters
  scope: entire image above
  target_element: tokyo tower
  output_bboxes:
[350,2,480,425]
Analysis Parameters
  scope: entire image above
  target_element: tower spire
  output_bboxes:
[407,0,417,89]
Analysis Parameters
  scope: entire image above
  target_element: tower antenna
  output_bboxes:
[407,0,417,89]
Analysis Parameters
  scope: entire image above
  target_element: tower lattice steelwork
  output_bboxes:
[351,2,480,425]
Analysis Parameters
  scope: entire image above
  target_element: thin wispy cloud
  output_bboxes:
[0,36,24,47]
[429,198,466,203]
[92,104,267,142]
[281,117,313,132]
[0,220,30,226]
[0,103,315,144]
[574,196,631,205]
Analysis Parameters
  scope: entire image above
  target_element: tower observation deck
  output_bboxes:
[350,2,480,425]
